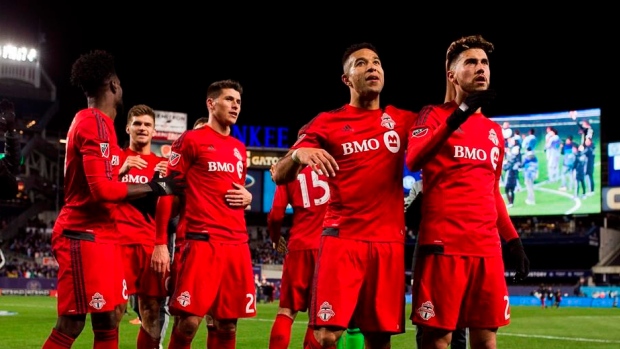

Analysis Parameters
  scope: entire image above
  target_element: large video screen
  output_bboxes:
[262,171,293,214]
[245,169,263,213]
[492,108,601,216]
[608,142,620,187]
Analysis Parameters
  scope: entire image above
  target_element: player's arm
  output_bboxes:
[406,106,454,172]
[267,184,289,245]
[494,147,530,281]
[80,124,183,202]
[226,157,252,209]
[273,118,337,184]
[407,90,496,171]
[271,150,304,185]
[152,195,176,274]
[152,133,195,273]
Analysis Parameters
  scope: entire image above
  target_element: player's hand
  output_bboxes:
[148,170,186,196]
[273,236,288,254]
[446,89,496,130]
[151,244,171,275]
[506,238,530,282]
[226,182,252,207]
[155,160,168,177]
[294,147,339,177]
[120,155,148,176]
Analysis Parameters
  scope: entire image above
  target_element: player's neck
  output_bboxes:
[349,96,380,110]
[207,120,231,136]
[129,143,151,155]
[87,97,117,120]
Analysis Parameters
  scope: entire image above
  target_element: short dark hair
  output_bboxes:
[446,35,494,70]
[70,49,117,97]
[126,104,155,125]
[342,42,378,67]
[206,79,243,99]
[193,116,209,129]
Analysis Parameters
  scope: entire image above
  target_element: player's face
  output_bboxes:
[208,88,241,127]
[342,48,384,96]
[451,48,490,94]
[127,114,155,147]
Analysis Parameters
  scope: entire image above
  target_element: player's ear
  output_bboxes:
[125,125,130,134]
[446,70,455,83]
[109,79,118,94]
[341,73,351,87]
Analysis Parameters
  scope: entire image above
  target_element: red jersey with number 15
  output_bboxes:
[268,165,330,251]
[292,104,416,242]
[167,125,248,243]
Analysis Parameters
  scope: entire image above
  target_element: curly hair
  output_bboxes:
[70,49,117,97]
[446,35,494,70]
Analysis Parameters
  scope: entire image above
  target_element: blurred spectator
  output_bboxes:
[0,98,21,200]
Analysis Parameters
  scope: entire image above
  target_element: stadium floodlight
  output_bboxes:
[0,44,38,63]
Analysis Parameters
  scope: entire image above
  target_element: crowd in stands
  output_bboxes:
[0,220,285,278]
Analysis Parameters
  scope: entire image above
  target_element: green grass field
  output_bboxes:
[1,296,619,348]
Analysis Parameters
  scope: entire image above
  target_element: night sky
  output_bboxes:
[1,3,614,146]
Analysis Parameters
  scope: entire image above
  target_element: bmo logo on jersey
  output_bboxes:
[121,174,149,184]
[453,128,501,170]
[342,130,401,155]
[207,161,245,179]
[453,146,501,170]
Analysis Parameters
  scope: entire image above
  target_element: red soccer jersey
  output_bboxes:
[167,125,248,243]
[406,101,505,256]
[53,108,125,243]
[115,149,165,245]
[292,104,415,242]
[267,165,330,251]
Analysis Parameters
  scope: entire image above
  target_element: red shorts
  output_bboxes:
[168,244,184,297]
[169,238,257,320]
[121,244,167,298]
[410,253,510,330]
[279,249,318,312]
[53,235,126,315]
[309,236,405,334]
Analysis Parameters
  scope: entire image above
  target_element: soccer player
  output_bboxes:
[115,104,170,348]
[163,115,250,348]
[267,163,330,349]
[42,50,184,349]
[272,42,416,349]
[154,79,255,349]
[405,183,468,349]
[406,35,530,349]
